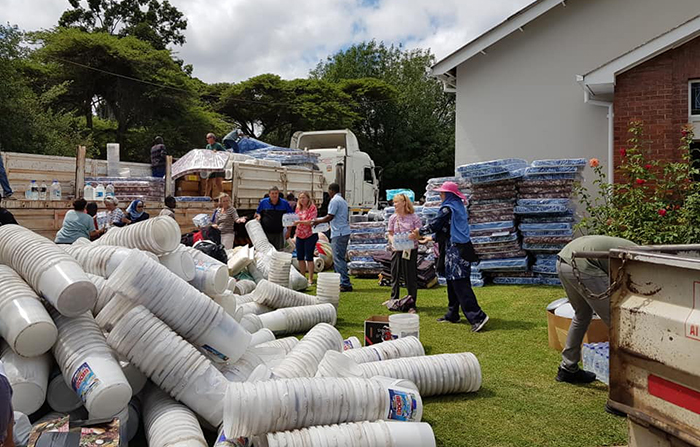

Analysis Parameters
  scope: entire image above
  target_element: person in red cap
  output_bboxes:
[411,181,489,331]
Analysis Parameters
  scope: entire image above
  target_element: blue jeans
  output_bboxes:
[331,234,352,287]
[0,155,12,196]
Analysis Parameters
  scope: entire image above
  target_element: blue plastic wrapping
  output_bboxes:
[456,159,528,173]
[386,188,415,202]
[470,221,516,232]
[523,173,579,181]
[350,256,377,262]
[517,199,573,206]
[531,158,587,167]
[521,229,574,237]
[476,257,529,272]
[469,168,526,184]
[532,263,557,274]
[521,215,576,223]
[525,166,580,175]
[519,222,572,231]
[522,243,566,252]
[515,205,573,215]
[471,233,519,245]
[493,277,541,285]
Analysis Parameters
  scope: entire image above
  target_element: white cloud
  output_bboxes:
[0,0,535,83]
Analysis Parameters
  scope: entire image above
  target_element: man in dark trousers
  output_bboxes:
[0,196,17,227]
[255,186,293,250]
[150,136,167,178]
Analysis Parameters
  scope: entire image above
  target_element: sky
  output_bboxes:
[0,0,535,84]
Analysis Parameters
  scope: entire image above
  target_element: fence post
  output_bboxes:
[165,155,173,199]
[75,145,86,199]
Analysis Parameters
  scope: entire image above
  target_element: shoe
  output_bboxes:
[3,192,12,199]
[437,316,459,323]
[408,308,417,314]
[604,402,626,418]
[340,285,353,292]
[471,315,489,332]
[556,367,596,384]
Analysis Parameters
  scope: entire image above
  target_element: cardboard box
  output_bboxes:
[364,315,392,346]
[547,309,609,351]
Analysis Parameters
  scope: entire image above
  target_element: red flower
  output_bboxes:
[682,128,689,137]
[644,164,652,169]
[620,148,627,157]
[658,209,667,217]
[636,178,645,185]
[675,205,681,210]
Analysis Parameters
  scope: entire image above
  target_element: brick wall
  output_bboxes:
[613,35,700,181]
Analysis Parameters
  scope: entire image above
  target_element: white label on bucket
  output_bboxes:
[215,432,251,447]
[71,362,100,403]
[202,344,230,362]
[387,388,419,422]
[343,340,354,351]
[194,260,214,272]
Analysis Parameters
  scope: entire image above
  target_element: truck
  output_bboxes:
[290,129,380,213]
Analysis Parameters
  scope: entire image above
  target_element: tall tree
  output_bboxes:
[311,41,455,195]
[216,75,391,147]
[59,0,187,50]
[31,28,224,159]
[0,24,85,156]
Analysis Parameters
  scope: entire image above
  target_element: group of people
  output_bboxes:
[52,196,177,244]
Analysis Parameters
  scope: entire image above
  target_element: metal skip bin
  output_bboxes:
[608,246,700,446]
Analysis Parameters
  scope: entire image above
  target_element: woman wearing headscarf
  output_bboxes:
[411,181,489,332]
[124,200,149,224]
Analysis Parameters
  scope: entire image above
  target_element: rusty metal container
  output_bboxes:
[608,245,700,446]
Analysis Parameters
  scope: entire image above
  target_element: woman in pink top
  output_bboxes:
[387,193,422,312]
[290,191,318,285]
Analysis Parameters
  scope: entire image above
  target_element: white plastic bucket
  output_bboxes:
[315,351,364,378]
[46,370,83,413]
[252,279,317,309]
[343,336,424,365]
[142,384,207,447]
[159,246,196,281]
[249,328,275,346]
[185,247,229,296]
[0,265,57,357]
[272,323,343,379]
[0,341,51,415]
[94,216,181,254]
[343,336,361,351]
[389,313,420,340]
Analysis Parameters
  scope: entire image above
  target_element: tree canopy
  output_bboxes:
[311,40,455,195]
[59,0,187,49]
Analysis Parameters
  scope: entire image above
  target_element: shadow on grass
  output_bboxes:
[426,387,497,404]
[479,317,535,332]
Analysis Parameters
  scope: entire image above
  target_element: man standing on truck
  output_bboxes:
[205,133,226,198]
[150,136,167,178]
[309,183,353,292]
[255,186,293,250]
[555,235,636,384]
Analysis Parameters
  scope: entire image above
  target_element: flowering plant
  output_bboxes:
[576,121,700,244]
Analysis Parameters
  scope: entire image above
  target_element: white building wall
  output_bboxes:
[454,0,700,169]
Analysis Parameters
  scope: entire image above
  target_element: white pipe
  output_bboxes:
[584,90,614,183]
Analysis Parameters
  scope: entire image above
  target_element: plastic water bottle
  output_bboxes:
[105,183,115,198]
[25,182,32,200]
[84,183,95,200]
[95,183,105,201]
[312,222,330,234]
[50,180,61,201]
[39,182,48,201]
[30,180,39,200]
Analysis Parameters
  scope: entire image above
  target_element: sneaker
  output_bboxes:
[471,315,489,332]
[556,367,596,384]
[437,316,459,323]
[407,308,417,314]
[3,192,12,199]
[340,285,353,292]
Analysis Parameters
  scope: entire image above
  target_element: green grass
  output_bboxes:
[330,278,627,447]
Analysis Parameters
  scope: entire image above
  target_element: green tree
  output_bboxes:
[30,28,225,160]
[216,75,382,147]
[311,41,455,195]
[0,24,86,156]
[59,0,187,50]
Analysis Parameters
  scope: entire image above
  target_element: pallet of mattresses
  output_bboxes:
[347,221,387,277]
[506,158,586,286]
[85,177,165,203]
[455,159,529,285]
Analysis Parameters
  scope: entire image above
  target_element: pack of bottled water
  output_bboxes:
[582,342,609,385]
[282,213,300,227]
[392,232,415,251]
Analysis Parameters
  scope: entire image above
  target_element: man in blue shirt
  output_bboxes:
[311,183,352,291]
[255,186,293,250]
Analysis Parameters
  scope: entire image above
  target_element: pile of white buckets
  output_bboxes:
[0,217,483,447]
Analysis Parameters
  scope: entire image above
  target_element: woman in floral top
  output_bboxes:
[387,193,422,312]
[291,191,318,285]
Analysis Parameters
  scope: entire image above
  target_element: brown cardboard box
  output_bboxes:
[364,315,392,346]
[547,309,608,351]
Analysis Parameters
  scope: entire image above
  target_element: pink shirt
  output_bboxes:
[295,205,318,239]
[388,212,422,250]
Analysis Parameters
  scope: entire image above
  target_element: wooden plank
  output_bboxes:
[75,146,86,198]
[165,155,173,198]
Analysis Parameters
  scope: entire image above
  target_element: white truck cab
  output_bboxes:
[291,129,379,212]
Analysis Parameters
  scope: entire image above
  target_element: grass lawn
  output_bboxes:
[331,278,627,447]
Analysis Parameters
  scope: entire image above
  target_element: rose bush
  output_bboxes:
[576,121,700,244]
